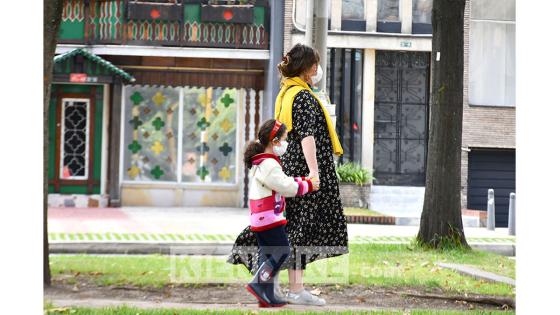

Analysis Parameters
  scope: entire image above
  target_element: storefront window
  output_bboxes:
[123,86,180,182]
[123,85,239,184]
[182,87,238,183]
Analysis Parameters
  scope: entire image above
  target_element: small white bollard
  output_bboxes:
[508,193,516,236]
[487,189,495,230]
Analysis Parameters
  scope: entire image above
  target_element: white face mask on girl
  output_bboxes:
[311,64,323,86]
[273,140,289,156]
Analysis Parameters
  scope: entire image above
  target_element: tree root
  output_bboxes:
[389,290,515,309]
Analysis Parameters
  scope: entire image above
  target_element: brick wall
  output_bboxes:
[460,0,516,208]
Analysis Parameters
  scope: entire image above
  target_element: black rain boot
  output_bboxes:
[245,260,287,307]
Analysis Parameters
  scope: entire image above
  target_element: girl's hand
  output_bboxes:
[310,177,320,191]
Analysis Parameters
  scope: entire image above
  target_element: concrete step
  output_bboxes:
[393,216,487,227]
[370,185,425,217]
[371,186,488,228]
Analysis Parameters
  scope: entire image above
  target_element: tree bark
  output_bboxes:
[417,0,469,248]
[44,0,64,286]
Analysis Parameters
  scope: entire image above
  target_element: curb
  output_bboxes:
[395,217,420,226]
[344,215,396,225]
[50,242,516,257]
[471,244,516,257]
[437,262,515,286]
[50,242,234,255]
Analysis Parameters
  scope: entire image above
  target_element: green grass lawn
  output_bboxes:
[44,305,515,315]
[50,244,514,297]
[343,207,386,216]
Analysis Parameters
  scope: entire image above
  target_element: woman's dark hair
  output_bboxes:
[277,43,320,78]
[243,119,287,169]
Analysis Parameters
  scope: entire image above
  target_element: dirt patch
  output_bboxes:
[45,274,513,312]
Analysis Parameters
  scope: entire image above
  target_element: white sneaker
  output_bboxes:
[286,289,326,306]
[273,273,285,301]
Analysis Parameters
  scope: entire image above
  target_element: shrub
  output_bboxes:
[335,162,375,186]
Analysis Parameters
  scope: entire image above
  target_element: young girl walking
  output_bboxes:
[243,119,319,307]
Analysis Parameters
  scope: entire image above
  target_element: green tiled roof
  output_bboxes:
[54,48,135,82]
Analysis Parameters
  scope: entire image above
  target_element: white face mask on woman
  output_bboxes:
[310,64,323,86]
[273,140,289,156]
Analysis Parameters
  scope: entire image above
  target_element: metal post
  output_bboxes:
[264,0,284,119]
[508,192,516,235]
[313,0,329,91]
[304,0,315,46]
[304,0,336,142]
[486,189,495,230]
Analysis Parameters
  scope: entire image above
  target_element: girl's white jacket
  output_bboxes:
[248,153,313,231]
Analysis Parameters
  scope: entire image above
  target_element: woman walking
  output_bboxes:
[228,43,348,306]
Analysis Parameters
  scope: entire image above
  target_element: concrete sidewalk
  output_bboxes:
[48,207,516,255]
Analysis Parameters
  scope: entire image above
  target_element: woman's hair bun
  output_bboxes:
[277,43,319,78]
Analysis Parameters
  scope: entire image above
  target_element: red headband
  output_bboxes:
[269,120,283,142]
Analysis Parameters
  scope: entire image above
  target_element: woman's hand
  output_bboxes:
[302,136,320,185]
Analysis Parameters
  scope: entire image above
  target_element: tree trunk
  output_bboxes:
[417,0,469,249]
[44,0,64,286]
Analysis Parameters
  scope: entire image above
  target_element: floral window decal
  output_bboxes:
[123,85,239,184]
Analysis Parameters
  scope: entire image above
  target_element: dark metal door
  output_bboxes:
[374,51,429,186]
[467,150,516,228]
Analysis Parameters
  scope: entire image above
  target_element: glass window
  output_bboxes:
[123,86,180,182]
[342,0,364,20]
[413,0,432,24]
[60,98,90,180]
[469,0,516,106]
[123,85,240,184]
[471,0,515,21]
[294,0,332,29]
[182,87,238,183]
[377,0,400,22]
[326,48,363,164]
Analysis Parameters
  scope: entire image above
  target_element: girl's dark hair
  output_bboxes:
[243,119,287,169]
[277,43,320,78]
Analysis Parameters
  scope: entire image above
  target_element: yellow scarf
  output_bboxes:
[274,77,343,156]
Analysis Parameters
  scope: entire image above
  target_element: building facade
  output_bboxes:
[285,0,433,216]
[283,0,515,225]
[461,0,516,227]
[48,0,516,220]
[48,0,284,208]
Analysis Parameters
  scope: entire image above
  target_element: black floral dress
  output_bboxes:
[227,89,349,273]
